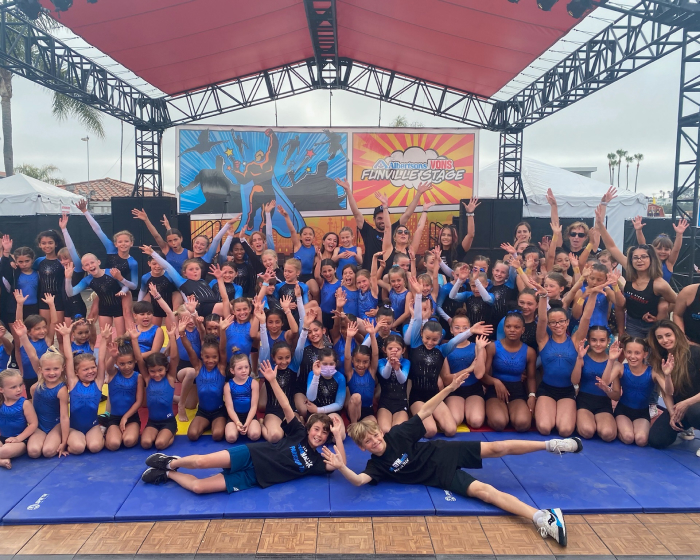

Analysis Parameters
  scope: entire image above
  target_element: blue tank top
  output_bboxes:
[33,382,64,433]
[293,245,316,275]
[341,286,359,317]
[137,325,159,353]
[445,344,478,387]
[20,338,48,380]
[662,261,672,283]
[348,370,375,407]
[17,272,39,305]
[177,328,201,362]
[108,370,140,416]
[358,289,379,322]
[0,397,27,438]
[71,340,92,355]
[619,364,653,410]
[582,285,610,328]
[146,376,174,421]
[166,248,189,274]
[320,279,342,314]
[337,247,359,274]
[196,366,226,412]
[579,354,608,397]
[69,381,101,433]
[229,377,253,414]
[333,337,356,376]
[225,321,253,361]
[540,337,577,388]
[389,289,408,320]
[492,341,528,383]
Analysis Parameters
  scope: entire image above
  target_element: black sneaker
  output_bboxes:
[146,452,180,471]
[141,467,169,485]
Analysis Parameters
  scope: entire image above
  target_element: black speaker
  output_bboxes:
[111,196,179,279]
[622,217,672,254]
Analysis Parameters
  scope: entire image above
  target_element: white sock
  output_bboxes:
[533,509,546,525]
[166,460,175,470]
[545,440,555,452]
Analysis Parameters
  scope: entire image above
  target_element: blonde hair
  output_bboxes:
[0,369,23,405]
[74,353,97,372]
[348,418,382,447]
[80,253,99,265]
[262,249,278,264]
[37,347,67,388]
[174,304,189,317]
[56,247,71,260]
[113,230,135,243]
[285,257,301,272]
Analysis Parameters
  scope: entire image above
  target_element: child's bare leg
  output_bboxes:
[177,368,198,421]
[141,426,158,449]
[247,419,262,441]
[42,424,63,457]
[347,393,362,424]
[261,414,284,442]
[155,428,175,450]
[411,402,437,438]
[187,416,210,441]
[446,396,465,426]
[122,422,141,448]
[105,425,123,451]
[376,408,392,433]
[392,410,409,427]
[465,396,485,429]
[467,480,538,519]
[225,422,240,443]
[27,430,47,458]
[67,429,87,455]
[85,425,105,453]
[210,416,226,441]
[165,472,227,494]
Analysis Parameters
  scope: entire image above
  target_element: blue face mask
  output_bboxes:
[320,365,336,378]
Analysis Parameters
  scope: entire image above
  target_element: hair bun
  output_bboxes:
[548,299,564,310]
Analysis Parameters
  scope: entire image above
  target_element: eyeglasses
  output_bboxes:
[569,232,587,238]
[396,229,410,235]
[548,319,568,326]
[632,255,650,261]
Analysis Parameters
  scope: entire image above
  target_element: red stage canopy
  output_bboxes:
[44,0,584,98]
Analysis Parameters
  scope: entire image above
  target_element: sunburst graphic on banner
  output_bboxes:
[352,132,475,208]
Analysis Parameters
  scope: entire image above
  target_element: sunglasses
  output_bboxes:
[569,232,587,238]
[396,229,410,235]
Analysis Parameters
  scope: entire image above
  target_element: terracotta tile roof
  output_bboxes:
[57,178,175,200]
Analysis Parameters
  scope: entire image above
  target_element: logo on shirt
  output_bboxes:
[389,453,409,473]
[290,444,314,472]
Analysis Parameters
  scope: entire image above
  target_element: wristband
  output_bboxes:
[601,201,608,206]
[572,266,580,273]
[262,282,269,286]
[517,267,524,275]
[613,284,620,292]
[552,234,558,242]
[528,392,536,398]
[465,212,474,217]
[586,243,593,251]
[154,295,162,301]
[577,297,585,306]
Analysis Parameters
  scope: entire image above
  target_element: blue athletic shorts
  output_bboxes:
[222,445,258,493]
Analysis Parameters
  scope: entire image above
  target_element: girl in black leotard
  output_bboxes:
[676,283,700,346]
[33,230,66,327]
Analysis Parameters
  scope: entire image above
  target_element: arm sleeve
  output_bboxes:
[436,303,451,322]
[258,324,270,363]
[137,273,150,301]
[296,295,306,325]
[120,258,139,291]
[474,279,494,304]
[317,373,345,414]
[150,252,185,288]
[362,334,371,348]
[291,329,309,371]
[32,257,44,271]
[439,260,454,278]
[440,328,473,356]
[396,359,409,384]
[219,234,234,265]
[379,359,391,379]
[265,212,274,250]
[66,275,91,297]
[240,241,265,275]
[204,222,231,263]
[410,294,423,348]
[506,266,518,289]
[449,279,470,302]
[306,372,320,401]
[60,228,83,270]
[85,211,116,254]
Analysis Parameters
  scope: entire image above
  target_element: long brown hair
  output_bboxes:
[626,244,662,283]
[648,320,691,397]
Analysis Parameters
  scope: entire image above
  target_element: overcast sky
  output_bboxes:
[9,5,682,199]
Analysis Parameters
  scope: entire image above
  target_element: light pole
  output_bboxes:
[81,136,90,185]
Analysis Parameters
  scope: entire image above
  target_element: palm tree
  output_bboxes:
[0,13,105,176]
[625,155,634,190]
[15,163,65,185]
[389,115,424,127]
[615,149,627,189]
[633,153,644,193]
[607,153,618,184]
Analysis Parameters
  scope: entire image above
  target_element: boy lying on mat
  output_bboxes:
[140,359,345,494]
[322,369,581,546]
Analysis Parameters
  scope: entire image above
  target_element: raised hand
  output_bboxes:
[577,338,588,359]
[321,445,346,469]
[258,360,277,382]
[54,322,71,337]
[661,353,675,376]
[538,235,551,253]
[219,314,235,331]
[608,340,622,362]
[470,321,494,337]
[374,191,389,206]
[417,181,434,196]
[184,295,198,314]
[280,294,293,312]
[329,415,343,437]
[100,323,113,341]
[423,200,435,212]
[673,218,689,234]
[148,283,160,299]
[501,242,517,255]
[209,263,223,279]
[334,178,350,192]
[41,293,55,306]
[632,215,645,231]
[58,212,69,230]
[276,205,289,218]
[546,188,557,207]
[107,341,120,359]
[364,320,376,336]
[346,321,359,339]
[160,214,171,230]
[463,198,480,213]
[131,208,148,221]
[568,253,579,269]
[13,289,28,304]
[75,199,88,213]
[12,320,27,338]
[601,186,618,204]
[334,287,347,308]
[304,306,317,328]
[407,275,422,294]
[1,234,12,254]
[140,244,154,256]
[475,334,490,350]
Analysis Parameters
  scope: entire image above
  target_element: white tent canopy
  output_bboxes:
[478,158,648,250]
[0,174,84,216]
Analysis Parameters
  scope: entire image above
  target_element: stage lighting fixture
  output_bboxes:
[50,0,73,12]
[567,0,592,18]
[507,0,520,3]
[87,0,99,3]
[17,0,42,19]
[537,0,559,10]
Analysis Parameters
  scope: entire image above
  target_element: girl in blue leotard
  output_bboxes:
[356,268,379,327]
[315,258,341,331]
[340,264,359,318]
[441,310,491,429]
[104,333,144,451]
[69,319,95,355]
[132,208,192,272]
[18,309,57,397]
[344,320,378,424]
[16,322,69,458]
[11,247,40,318]
[134,324,180,450]
[333,226,363,278]
[278,205,321,302]
[0,368,37,468]
[599,337,668,446]
[251,295,301,366]
[223,353,261,443]
[534,284,601,437]
[377,266,410,330]
[180,329,228,442]
[132,300,164,361]
[61,322,109,455]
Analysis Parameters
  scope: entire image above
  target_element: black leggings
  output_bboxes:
[648,401,700,449]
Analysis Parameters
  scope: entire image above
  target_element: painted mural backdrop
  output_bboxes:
[177,126,477,251]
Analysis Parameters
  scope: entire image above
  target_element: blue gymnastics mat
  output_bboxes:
[661,438,700,477]
[0,454,63,520]
[4,445,153,524]
[482,432,642,513]
[583,438,700,513]
[426,432,537,516]
[328,439,435,516]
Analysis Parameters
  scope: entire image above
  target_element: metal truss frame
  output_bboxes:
[133,128,163,197]
[671,29,700,284]
[303,0,340,87]
[497,130,527,201]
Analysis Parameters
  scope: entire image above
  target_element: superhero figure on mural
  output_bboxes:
[177,155,241,214]
[282,160,346,212]
[315,129,347,161]
[230,128,249,158]
[229,129,280,229]
[282,135,300,165]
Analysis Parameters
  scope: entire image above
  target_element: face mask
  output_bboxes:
[320,365,336,378]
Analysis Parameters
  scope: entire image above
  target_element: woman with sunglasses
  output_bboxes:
[378,194,431,272]
[595,205,677,339]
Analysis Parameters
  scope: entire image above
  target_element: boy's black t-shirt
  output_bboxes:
[246,417,327,488]
[362,415,482,489]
